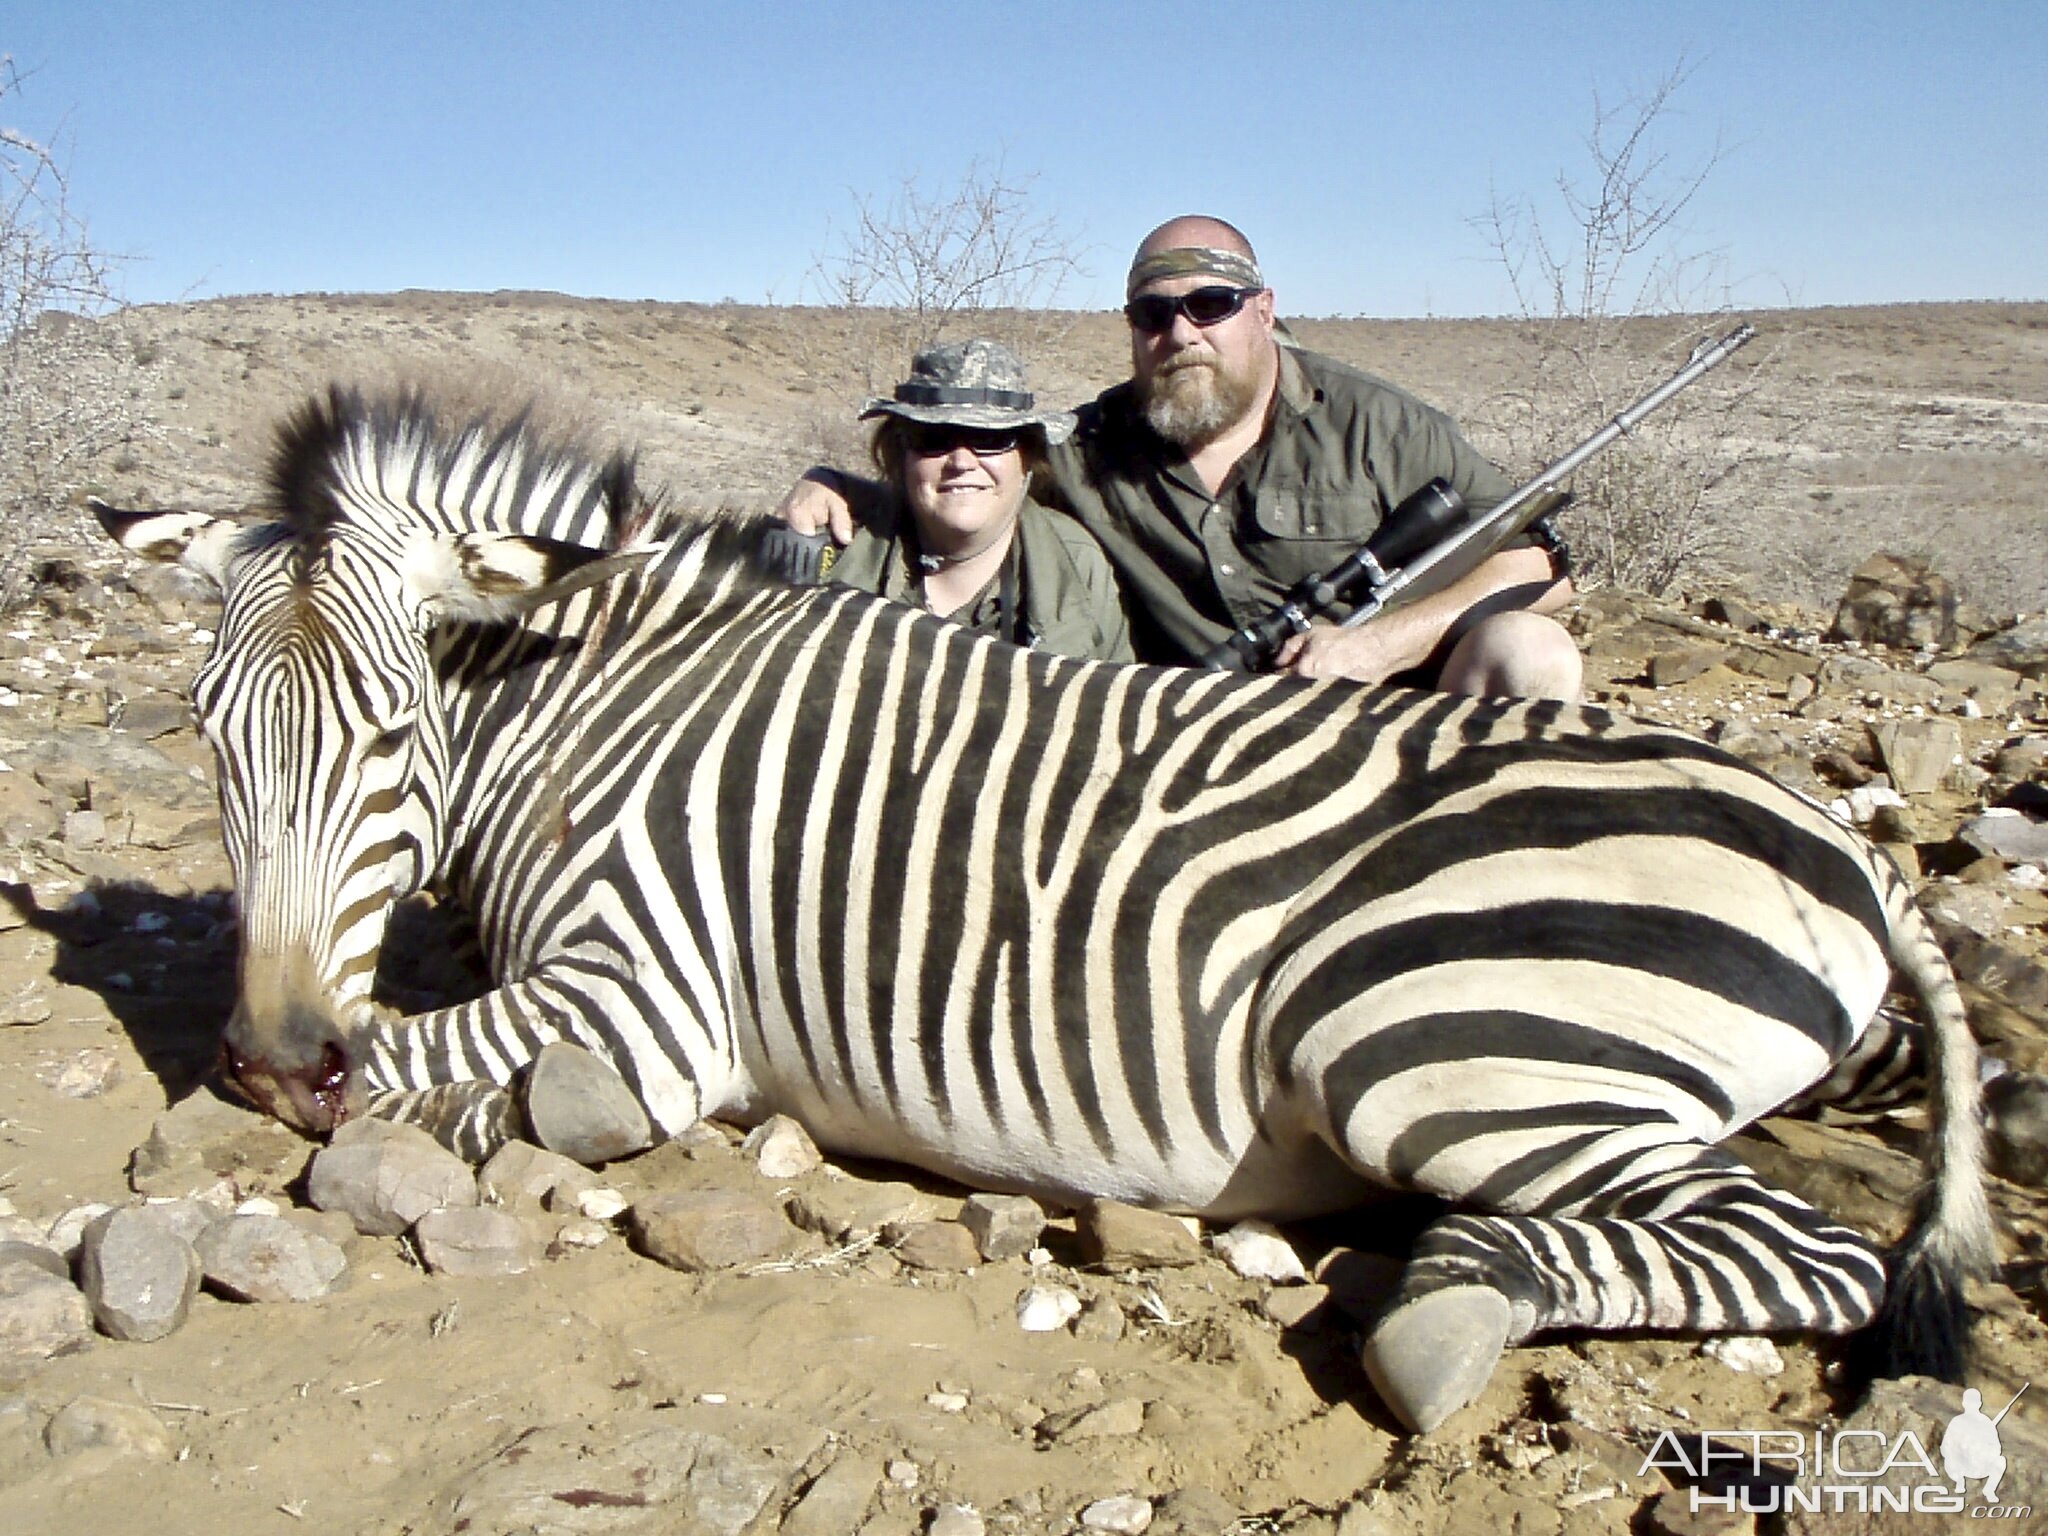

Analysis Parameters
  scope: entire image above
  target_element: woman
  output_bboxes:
[822,338,1133,662]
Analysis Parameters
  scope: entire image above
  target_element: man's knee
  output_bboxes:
[1439,612,1583,703]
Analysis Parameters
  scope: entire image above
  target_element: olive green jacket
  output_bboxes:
[826,495,1134,663]
[1038,346,1517,666]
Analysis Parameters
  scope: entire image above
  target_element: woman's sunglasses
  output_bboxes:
[1124,285,1263,336]
[903,423,1022,458]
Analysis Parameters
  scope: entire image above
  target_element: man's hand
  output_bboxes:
[1271,619,1431,684]
[775,468,858,545]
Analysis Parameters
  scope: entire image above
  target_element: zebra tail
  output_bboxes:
[1869,873,1997,1381]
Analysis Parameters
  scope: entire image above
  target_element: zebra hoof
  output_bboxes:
[1985,1071,2048,1186]
[520,1042,654,1166]
[1363,1286,1513,1434]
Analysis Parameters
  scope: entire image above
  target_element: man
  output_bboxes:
[783,215,1582,700]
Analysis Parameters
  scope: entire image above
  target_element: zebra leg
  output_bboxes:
[1363,1143,1887,1433]
[357,990,656,1166]
[1780,1003,1925,1117]
[364,1082,521,1163]
[1780,1006,2048,1185]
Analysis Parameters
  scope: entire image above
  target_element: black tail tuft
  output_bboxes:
[1868,1231,1972,1383]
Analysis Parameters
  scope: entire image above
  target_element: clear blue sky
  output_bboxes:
[7,1,2044,318]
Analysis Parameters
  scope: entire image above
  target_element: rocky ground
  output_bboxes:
[0,296,2044,1534]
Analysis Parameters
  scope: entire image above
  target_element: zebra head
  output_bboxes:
[92,493,641,1135]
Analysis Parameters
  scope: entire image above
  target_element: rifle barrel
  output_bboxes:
[1339,323,1756,629]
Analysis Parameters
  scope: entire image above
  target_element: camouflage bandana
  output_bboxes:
[1125,246,1266,299]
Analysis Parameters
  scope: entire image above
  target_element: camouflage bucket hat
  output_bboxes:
[860,338,1076,446]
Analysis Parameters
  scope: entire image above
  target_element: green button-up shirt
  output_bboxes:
[826,494,1134,663]
[1037,345,1516,665]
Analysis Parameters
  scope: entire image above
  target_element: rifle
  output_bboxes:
[1198,324,1758,671]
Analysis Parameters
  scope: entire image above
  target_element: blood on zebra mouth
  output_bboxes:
[219,1039,356,1136]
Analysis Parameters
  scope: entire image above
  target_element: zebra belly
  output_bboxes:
[740,1075,1382,1220]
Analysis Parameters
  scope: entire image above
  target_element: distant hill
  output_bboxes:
[96,294,2048,615]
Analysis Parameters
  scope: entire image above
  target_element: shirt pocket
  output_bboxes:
[1243,490,1380,586]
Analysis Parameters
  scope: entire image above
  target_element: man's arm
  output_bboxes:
[773,468,883,544]
[1271,544,1570,683]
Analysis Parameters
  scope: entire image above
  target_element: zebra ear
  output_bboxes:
[416,532,655,621]
[89,497,243,591]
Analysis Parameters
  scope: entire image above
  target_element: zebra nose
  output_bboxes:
[221,1012,361,1137]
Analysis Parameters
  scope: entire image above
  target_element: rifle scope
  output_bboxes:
[1198,478,1466,671]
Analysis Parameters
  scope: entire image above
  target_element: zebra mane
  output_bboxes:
[262,383,794,607]
[265,384,700,558]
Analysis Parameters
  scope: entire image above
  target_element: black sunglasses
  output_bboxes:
[902,423,1022,458]
[1124,285,1263,335]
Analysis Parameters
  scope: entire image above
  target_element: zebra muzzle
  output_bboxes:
[220,1035,361,1137]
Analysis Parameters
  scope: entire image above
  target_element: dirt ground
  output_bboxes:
[0,295,2045,1535]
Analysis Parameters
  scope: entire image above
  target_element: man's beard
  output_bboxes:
[1141,353,1262,447]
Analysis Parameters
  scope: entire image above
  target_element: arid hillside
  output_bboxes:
[89,293,2048,617]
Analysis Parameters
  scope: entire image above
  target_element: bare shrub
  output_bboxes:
[790,156,1088,410]
[1,56,160,610]
[1467,63,1788,596]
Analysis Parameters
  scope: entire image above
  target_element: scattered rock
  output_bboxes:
[1153,1487,1238,1536]
[443,1413,799,1536]
[548,1217,610,1253]
[1698,1335,1785,1376]
[35,1046,123,1099]
[476,1140,599,1214]
[1926,657,2024,708]
[741,1113,822,1178]
[196,1213,349,1301]
[1649,645,1731,688]
[142,1193,231,1246]
[1212,1219,1308,1282]
[0,978,52,1026]
[630,1189,794,1272]
[1965,614,2048,680]
[77,1204,200,1342]
[1080,1494,1155,1533]
[1073,1296,1127,1343]
[571,1186,628,1221]
[1829,552,1958,650]
[961,1191,1045,1260]
[1959,809,2048,868]
[0,1238,68,1277]
[128,1086,304,1201]
[777,1450,881,1536]
[1076,1200,1200,1269]
[1261,1283,1331,1331]
[0,1258,96,1365]
[1984,1072,2048,1185]
[44,1202,115,1262]
[928,1502,988,1536]
[1016,1285,1083,1332]
[1868,718,1962,795]
[307,1119,480,1237]
[884,1219,979,1271]
[413,1206,535,1278]
[43,1394,176,1462]
[786,1178,928,1243]
[1039,1397,1147,1445]
[1702,595,1769,634]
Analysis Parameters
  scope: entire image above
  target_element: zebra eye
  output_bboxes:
[368,722,415,756]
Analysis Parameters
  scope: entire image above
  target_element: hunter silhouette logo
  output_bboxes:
[1640,1381,2034,1519]
[1942,1386,2026,1504]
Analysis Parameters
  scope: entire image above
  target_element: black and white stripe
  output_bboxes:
[96,388,1994,1431]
